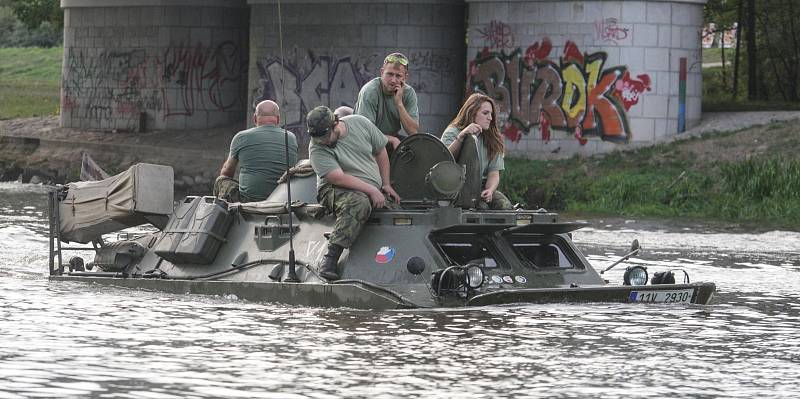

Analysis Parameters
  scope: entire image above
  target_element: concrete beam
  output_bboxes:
[248,0,462,4]
[464,0,707,4]
[62,0,246,8]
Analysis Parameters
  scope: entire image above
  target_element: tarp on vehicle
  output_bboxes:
[58,163,174,243]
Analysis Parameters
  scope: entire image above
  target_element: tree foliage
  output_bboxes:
[8,0,61,31]
[704,0,800,102]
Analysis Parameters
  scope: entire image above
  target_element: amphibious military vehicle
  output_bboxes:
[47,134,715,309]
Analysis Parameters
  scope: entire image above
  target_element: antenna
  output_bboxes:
[277,0,299,283]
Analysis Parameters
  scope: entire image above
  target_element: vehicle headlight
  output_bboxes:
[623,266,648,286]
[465,264,484,289]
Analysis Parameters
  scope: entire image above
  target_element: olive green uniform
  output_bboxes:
[354,77,419,137]
[228,124,298,202]
[441,126,512,210]
[309,115,390,248]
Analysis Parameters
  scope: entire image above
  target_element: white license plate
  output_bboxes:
[629,289,694,304]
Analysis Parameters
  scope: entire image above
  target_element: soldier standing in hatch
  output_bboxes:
[354,52,419,150]
[441,93,512,210]
[307,106,401,280]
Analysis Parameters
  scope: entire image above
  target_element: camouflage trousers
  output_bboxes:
[318,185,399,248]
[213,176,240,203]
[477,189,513,210]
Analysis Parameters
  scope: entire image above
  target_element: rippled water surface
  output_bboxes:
[1,183,799,398]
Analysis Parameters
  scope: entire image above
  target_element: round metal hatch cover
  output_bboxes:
[426,161,465,199]
[390,134,455,202]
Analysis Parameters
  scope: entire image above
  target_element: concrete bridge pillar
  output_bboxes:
[465,0,707,158]
[247,0,466,154]
[60,0,249,132]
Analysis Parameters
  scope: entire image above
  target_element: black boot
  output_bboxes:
[319,244,344,280]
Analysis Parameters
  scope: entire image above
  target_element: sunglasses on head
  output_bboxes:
[384,53,409,66]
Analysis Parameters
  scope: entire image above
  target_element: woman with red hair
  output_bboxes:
[441,93,512,210]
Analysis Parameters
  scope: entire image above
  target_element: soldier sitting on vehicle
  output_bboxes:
[307,106,401,280]
[214,100,298,203]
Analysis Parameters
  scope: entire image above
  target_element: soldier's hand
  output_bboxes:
[368,187,386,209]
[387,135,401,149]
[393,84,405,105]
[460,123,482,138]
[481,188,494,203]
[382,184,401,204]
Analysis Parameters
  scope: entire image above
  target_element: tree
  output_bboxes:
[745,0,757,100]
[705,0,800,103]
[8,0,61,31]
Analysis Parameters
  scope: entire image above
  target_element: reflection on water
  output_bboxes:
[1,183,798,398]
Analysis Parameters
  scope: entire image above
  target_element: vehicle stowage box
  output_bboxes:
[154,196,233,264]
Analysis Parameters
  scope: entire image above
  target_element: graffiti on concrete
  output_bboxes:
[162,41,245,117]
[408,50,458,75]
[253,51,374,142]
[468,38,651,144]
[477,20,514,49]
[62,41,245,129]
[594,18,631,45]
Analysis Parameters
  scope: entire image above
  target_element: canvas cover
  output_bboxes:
[58,163,174,243]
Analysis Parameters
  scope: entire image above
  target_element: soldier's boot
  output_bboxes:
[319,244,344,281]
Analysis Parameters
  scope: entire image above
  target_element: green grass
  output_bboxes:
[703,48,723,64]
[0,47,62,119]
[701,48,739,65]
[500,143,800,229]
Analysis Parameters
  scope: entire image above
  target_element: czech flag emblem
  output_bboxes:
[375,246,396,264]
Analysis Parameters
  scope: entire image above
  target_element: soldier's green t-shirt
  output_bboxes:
[354,77,419,137]
[309,115,388,191]
[441,126,505,179]
[229,124,298,202]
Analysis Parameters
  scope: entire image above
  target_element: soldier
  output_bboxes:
[441,93,512,210]
[354,52,419,150]
[214,100,298,202]
[333,106,353,118]
[307,106,401,280]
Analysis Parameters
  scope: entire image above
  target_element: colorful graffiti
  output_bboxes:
[468,38,651,144]
[62,41,246,130]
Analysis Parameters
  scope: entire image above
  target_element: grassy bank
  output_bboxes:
[500,121,800,229]
[0,47,62,119]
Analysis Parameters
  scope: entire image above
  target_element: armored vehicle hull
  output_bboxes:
[47,138,715,309]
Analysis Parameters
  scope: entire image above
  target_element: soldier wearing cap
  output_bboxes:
[307,106,401,280]
[354,52,419,150]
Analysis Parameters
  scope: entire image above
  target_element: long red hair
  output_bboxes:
[448,93,504,162]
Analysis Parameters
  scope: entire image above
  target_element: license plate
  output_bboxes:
[629,289,694,304]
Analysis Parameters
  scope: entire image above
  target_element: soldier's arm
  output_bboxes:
[354,88,378,124]
[481,170,501,202]
[325,168,386,208]
[325,168,382,197]
[220,157,238,177]
[394,85,419,134]
[375,148,400,202]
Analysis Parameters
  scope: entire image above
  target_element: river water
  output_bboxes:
[1,182,798,398]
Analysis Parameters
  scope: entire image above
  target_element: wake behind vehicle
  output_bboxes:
[47,135,715,309]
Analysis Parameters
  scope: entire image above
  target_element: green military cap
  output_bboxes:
[307,106,336,143]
